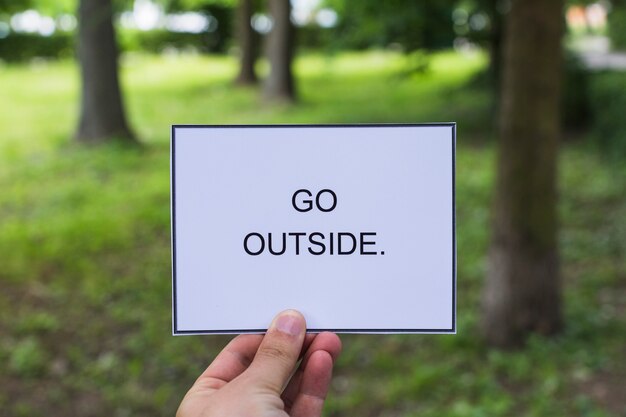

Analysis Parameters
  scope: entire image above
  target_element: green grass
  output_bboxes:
[0,50,624,417]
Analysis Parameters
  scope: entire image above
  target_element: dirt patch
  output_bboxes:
[577,369,626,416]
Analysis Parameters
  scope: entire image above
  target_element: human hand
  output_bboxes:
[177,310,342,417]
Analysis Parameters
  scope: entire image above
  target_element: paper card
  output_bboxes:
[171,124,456,335]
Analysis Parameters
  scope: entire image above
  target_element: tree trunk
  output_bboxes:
[477,0,505,132]
[487,0,503,90]
[76,0,134,143]
[482,0,564,348]
[235,0,258,85]
[264,0,296,102]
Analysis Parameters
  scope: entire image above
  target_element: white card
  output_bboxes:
[171,124,456,334]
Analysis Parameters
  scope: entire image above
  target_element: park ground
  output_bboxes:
[0,50,624,417]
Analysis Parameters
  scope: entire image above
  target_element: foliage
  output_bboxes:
[324,0,457,52]
[9,338,49,377]
[0,25,233,62]
[154,0,234,52]
[608,6,626,50]
[453,0,502,44]
[0,0,33,13]
[164,0,236,11]
[119,28,227,54]
[588,71,626,157]
[562,52,591,131]
[1,0,75,14]
[0,51,624,417]
[0,32,74,62]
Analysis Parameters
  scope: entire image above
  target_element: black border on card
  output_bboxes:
[171,124,457,335]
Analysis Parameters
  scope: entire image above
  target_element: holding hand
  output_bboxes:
[177,310,342,417]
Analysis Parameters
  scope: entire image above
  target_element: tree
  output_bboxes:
[17,0,74,14]
[165,0,235,53]
[324,0,456,52]
[482,0,564,347]
[0,0,31,11]
[235,0,259,85]
[463,0,505,89]
[76,0,135,143]
[608,0,626,50]
[264,0,295,102]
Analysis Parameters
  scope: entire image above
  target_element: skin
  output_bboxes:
[177,310,342,417]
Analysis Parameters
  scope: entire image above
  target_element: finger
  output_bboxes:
[301,333,317,357]
[245,310,306,394]
[201,332,316,386]
[289,350,335,417]
[282,332,342,411]
[196,334,264,389]
[305,332,342,363]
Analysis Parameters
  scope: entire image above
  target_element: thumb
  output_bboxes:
[245,310,306,394]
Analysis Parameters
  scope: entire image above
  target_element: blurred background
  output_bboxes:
[0,0,625,416]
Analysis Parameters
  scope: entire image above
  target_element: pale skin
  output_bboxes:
[177,310,342,417]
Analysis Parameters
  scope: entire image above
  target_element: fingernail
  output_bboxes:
[274,311,303,336]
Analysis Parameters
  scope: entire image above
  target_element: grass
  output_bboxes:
[0,50,624,417]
